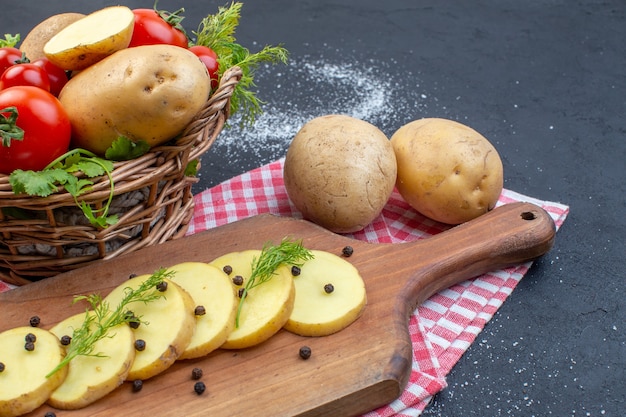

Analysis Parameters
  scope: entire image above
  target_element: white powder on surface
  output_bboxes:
[208,54,444,174]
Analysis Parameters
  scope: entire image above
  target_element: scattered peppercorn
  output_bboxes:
[134,339,146,351]
[237,288,245,298]
[194,305,206,316]
[25,333,37,343]
[222,265,233,275]
[129,273,137,279]
[324,283,335,294]
[60,335,72,346]
[291,265,301,276]
[191,367,203,380]
[232,275,244,286]
[194,381,206,395]
[299,345,312,360]
[156,281,168,292]
[24,341,35,351]
[44,412,56,417]
[342,246,354,257]
[0,362,5,372]
[29,315,41,327]
[132,379,143,392]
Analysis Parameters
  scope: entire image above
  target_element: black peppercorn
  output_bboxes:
[222,265,233,275]
[129,273,137,279]
[44,412,56,417]
[29,316,41,327]
[134,339,146,351]
[324,283,335,294]
[237,288,245,298]
[194,381,206,395]
[156,281,168,292]
[0,362,5,372]
[132,379,143,392]
[299,345,312,360]
[24,341,35,351]
[194,306,206,316]
[60,335,72,346]
[25,333,37,343]
[191,367,203,380]
[291,265,301,276]
[232,275,244,286]
[342,246,354,257]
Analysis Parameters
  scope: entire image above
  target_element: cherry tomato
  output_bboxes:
[188,45,219,89]
[0,47,23,75]
[0,63,51,92]
[0,86,71,174]
[32,58,69,96]
[128,9,188,48]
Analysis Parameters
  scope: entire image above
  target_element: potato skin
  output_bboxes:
[391,118,503,224]
[283,114,397,233]
[19,13,85,61]
[59,44,211,155]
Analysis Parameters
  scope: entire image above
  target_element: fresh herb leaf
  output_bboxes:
[193,2,288,126]
[185,159,199,176]
[105,136,151,161]
[8,149,118,227]
[235,238,314,327]
[46,269,173,378]
[0,34,20,48]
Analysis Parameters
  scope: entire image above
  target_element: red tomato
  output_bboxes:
[0,47,23,75]
[0,63,51,92]
[0,86,71,174]
[128,9,188,48]
[188,45,219,89]
[32,58,68,96]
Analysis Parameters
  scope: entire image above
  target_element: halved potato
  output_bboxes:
[0,326,68,417]
[47,312,135,409]
[284,250,367,336]
[103,275,195,380]
[209,250,296,349]
[43,6,135,70]
[19,12,86,61]
[166,262,237,360]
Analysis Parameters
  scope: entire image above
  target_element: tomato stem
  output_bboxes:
[0,106,24,146]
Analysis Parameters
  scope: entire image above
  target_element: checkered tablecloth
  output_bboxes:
[187,158,569,416]
[0,158,569,416]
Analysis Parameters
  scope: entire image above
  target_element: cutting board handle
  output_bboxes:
[388,201,556,316]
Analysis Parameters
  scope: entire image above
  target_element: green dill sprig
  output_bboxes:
[46,269,173,378]
[236,238,314,327]
[193,2,289,126]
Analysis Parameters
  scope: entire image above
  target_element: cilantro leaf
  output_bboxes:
[105,136,150,161]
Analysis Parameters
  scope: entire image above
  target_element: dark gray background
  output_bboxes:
[7,1,625,416]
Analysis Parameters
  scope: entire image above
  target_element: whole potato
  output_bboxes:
[391,117,503,225]
[283,114,397,233]
[19,12,86,62]
[59,44,211,155]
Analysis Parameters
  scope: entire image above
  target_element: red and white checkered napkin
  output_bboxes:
[188,158,569,416]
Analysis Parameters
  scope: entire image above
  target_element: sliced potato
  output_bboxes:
[284,250,367,336]
[43,6,135,70]
[19,12,86,61]
[0,326,68,417]
[166,262,237,360]
[103,275,195,380]
[47,312,135,409]
[209,250,296,349]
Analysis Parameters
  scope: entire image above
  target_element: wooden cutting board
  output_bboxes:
[0,202,556,417]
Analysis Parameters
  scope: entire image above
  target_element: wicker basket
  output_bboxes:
[0,66,243,286]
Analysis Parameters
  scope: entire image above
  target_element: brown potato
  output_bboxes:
[283,114,397,233]
[391,118,503,224]
[19,12,85,61]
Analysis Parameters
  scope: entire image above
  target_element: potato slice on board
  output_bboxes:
[43,6,135,70]
[47,312,135,409]
[284,250,367,337]
[209,250,295,349]
[166,262,237,360]
[0,326,68,417]
[103,276,195,380]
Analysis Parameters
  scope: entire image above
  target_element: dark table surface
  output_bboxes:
[6,1,625,416]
